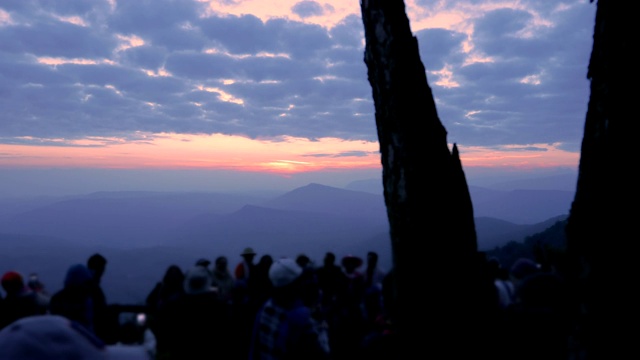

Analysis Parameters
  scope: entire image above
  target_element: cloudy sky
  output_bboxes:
[0,0,596,196]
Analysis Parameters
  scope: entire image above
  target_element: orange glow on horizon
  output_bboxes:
[0,133,381,174]
[0,134,579,174]
[457,143,580,169]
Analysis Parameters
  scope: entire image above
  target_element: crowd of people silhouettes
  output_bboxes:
[0,247,569,359]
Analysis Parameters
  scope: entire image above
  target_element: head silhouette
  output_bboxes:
[323,252,336,267]
[87,253,107,280]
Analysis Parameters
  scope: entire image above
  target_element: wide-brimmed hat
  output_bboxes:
[0,315,150,359]
[341,255,363,269]
[195,258,211,267]
[241,247,256,256]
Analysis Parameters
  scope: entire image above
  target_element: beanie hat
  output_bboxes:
[184,266,213,295]
[0,315,150,359]
[268,258,302,288]
[215,256,228,267]
[64,264,93,288]
[1,271,25,294]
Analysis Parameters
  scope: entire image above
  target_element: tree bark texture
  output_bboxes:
[565,0,637,358]
[360,0,485,355]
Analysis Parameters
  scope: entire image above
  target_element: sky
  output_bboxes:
[0,0,596,196]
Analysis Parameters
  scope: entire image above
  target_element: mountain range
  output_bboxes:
[0,178,575,304]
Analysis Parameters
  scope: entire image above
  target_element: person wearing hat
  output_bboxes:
[248,257,330,360]
[49,264,96,333]
[0,314,151,359]
[231,247,258,359]
[156,266,231,360]
[195,257,214,282]
[26,273,51,310]
[234,247,257,281]
[211,256,234,304]
[195,258,212,268]
[0,271,47,330]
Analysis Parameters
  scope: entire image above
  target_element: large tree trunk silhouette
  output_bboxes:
[565,1,635,358]
[360,0,487,356]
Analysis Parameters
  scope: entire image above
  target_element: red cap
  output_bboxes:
[1,271,25,293]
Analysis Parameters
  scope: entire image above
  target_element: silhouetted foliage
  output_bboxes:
[487,219,568,271]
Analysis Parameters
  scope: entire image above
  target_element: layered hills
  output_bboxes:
[0,179,574,303]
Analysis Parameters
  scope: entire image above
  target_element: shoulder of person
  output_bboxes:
[284,304,314,327]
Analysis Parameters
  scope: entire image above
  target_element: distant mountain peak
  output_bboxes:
[302,182,332,189]
[283,183,361,198]
[263,182,386,219]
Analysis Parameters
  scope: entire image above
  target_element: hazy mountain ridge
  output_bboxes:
[470,189,573,224]
[0,191,266,247]
[345,178,575,224]
[344,172,577,193]
[0,182,572,255]
[475,214,568,250]
[165,204,389,258]
[264,183,386,218]
[0,178,573,304]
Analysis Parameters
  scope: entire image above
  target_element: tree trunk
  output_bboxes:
[360,0,486,356]
[565,1,636,358]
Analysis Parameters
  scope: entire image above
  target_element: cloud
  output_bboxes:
[303,150,374,158]
[415,28,466,71]
[0,0,596,154]
[291,1,325,19]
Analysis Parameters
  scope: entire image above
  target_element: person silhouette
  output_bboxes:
[87,253,117,344]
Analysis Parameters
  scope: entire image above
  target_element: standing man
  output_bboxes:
[87,253,117,344]
[232,247,258,358]
[234,247,257,282]
[364,251,386,291]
